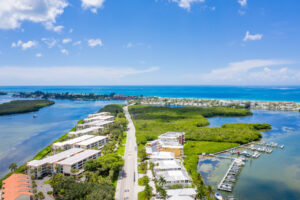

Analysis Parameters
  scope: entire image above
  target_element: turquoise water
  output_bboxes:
[0,98,124,178]
[199,110,300,200]
[1,86,300,102]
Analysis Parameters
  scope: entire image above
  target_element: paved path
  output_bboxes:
[115,106,138,200]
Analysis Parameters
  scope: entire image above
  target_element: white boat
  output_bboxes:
[33,114,37,118]
[280,145,284,149]
[215,193,223,200]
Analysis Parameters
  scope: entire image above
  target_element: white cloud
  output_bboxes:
[81,0,105,13]
[0,66,159,85]
[88,39,103,47]
[36,53,42,57]
[61,49,69,55]
[126,42,133,48]
[170,0,205,11]
[0,0,68,31]
[62,38,72,44]
[11,40,38,50]
[45,22,64,33]
[41,38,57,48]
[238,0,247,7]
[73,41,82,46]
[243,31,263,41]
[184,59,297,85]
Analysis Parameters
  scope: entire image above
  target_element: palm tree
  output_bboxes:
[196,186,205,200]
[207,185,214,197]
[9,162,17,172]
[158,176,166,187]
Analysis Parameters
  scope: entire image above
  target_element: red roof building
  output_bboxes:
[1,174,33,200]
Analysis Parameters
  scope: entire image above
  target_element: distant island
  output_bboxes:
[12,91,140,101]
[0,100,55,116]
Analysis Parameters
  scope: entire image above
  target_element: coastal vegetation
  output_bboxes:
[13,90,139,101]
[0,100,54,115]
[99,104,124,116]
[129,105,271,198]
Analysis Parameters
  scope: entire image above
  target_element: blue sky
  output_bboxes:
[0,0,299,85]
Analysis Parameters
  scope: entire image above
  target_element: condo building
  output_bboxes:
[27,148,100,178]
[56,149,101,176]
[52,135,95,150]
[76,120,114,130]
[74,135,108,149]
[68,126,104,137]
[155,169,192,188]
[88,112,110,118]
[83,115,114,123]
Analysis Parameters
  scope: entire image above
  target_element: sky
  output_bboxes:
[0,0,299,86]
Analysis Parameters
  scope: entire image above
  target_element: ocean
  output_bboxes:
[0,86,300,199]
[1,85,300,102]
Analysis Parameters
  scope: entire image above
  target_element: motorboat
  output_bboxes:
[215,193,223,200]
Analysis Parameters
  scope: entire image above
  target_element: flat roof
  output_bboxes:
[85,115,114,121]
[53,135,95,147]
[27,148,84,167]
[69,127,103,135]
[88,112,110,117]
[166,188,196,196]
[57,149,100,165]
[76,136,108,146]
[78,120,114,127]
[159,140,183,148]
[150,152,174,159]
[159,132,185,138]
[156,169,190,182]
[154,160,181,170]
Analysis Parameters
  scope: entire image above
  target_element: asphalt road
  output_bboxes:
[115,106,138,200]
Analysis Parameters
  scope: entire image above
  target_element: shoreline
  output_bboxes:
[138,97,300,112]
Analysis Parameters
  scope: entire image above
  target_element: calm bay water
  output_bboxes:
[199,110,300,200]
[0,86,300,199]
[0,98,124,178]
[1,86,300,102]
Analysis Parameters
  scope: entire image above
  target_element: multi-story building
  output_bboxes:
[74,136,108,149]
[1,174,33,200]
[158,132,185,145]
[83,115,115,123]
[52,135,95,150]
[27,148,84,178]
[76,120,113,130]
[56,149,101,176]
[149,152,175,162]
[88,112,110,118]
[155,169,192,188]
[146,132,185,158]
[68,126,104,137]
[153,159,182,172]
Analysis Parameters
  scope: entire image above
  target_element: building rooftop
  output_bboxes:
[1,174,33,200]
[154,160,182,170]
[53,135,95,147]
[68,126,103,136]
[76,135,108,146]
[150,152,175,160]
[159,132,185,138]
[57,149,100,165]
[78,120,114,127]
[27,148,84,167]
[88,112,110,117]
[156,169,191,182]
[159,140,183,148]
[166,188,196,196]
[85,115,114,121]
